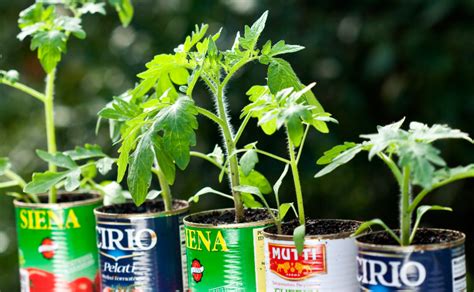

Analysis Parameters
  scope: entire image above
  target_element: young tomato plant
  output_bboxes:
[316,119,474,245]
[0,0,132,203]
[102,11,331,227]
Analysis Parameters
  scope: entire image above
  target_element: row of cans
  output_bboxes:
[15,195,467,291]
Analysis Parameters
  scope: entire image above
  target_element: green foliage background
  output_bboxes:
[1,0,473,289]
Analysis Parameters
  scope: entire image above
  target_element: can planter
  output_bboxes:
[263,219,361,291]
[183,208,274,291]
[94,199,189,291]
[356,228,466,291]
[14,193,102,292]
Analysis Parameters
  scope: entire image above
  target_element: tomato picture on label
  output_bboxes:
[191,259,204,283]
[38,238,56,260]
[94,272,101,292]
[69,277,94,292]
[26,268,55,292]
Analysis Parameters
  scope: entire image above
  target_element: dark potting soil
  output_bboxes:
[186,208,273,225]
[266,219,360,236]
[38,193,96,203]
[358,228,463,245]
[97,199,187,214]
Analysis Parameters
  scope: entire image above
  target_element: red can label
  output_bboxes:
[268,243,327,280]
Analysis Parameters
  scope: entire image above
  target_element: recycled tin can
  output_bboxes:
[183,208,274,291]
[14,193,102,292]
[262,219,360,291]
[356,228,467,291]
[94,199,189,291]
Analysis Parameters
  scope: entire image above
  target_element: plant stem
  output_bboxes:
[233,113,251,145]
[152,167,173,211]
[215,84,244,222]
[44,69,58,203]
[0,79,46,102]
[4,169,27,189]
[190,151,224,171]
[287,129,305,226]
[400,166,411,246]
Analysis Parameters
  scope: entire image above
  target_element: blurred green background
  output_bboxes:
[1,0,473,290]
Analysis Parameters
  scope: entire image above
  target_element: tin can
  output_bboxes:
[14,193,102,292]
[356,228,466,291]
[183,208,274,291]
[94,199,189,291]
[262,219,360,291]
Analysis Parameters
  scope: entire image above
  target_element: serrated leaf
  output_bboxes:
[179,24,209,53]
[30,30,67,73]
[24,171,68,195]
[152,96,198,170]
[127,135,154,206]
[152,136,176,185]
[81,163,97,179]
[315,143,364,178]
[240,169,272,194]
[36,150,77,169]
[267,40,304,57]
[96,157,115,175]
[65,144,106,160]
[293,224,305,255]
[64,168,81,192]
[239,10,268,51]
[54,16,86,39]
[116,120,141,182]
[409,122,472,143]
[240,149,258,176]
[0,158,12,175]
[103,181,126,206]
[78,3,106,15]
[267,58,328,133]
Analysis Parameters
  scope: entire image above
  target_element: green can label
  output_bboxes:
[15,198,101,292]
[185,224,268,291]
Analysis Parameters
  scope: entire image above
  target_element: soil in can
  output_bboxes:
[15,193,102,292]
[184,208,274,291]
[357,229,466,291]
[95,199,189,291]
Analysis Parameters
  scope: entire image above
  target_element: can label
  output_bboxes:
[96,212,187,291]
[15,199,101,292]
[264,236,358,291]
[357,243,466,291]
[185,223,269,291]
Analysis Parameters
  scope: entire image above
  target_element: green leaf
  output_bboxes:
[239,10,268,51]
[410,205,452,244]
[65,144,106,160]
[360,118,406,159]
[96,157,115,175]
[241,193,263,208]
[267,58,328,133]
[273,164,289,198]
[24,171,68,195]
[103,181,126,206]
[293,224,305,255]
[267,40,304,57]
[64,168,81,192]
[36,150,77,169]
[352,218,401,245]
[188,187,233,203]
[398,143,442,188]
[116,120,141,182]
[108,0,134,27]
[152,136,176,185]
[81,163,97,179]
[240,149,259,177]
[0,158,11,175]
[240,169,272,194]
[54,16,86,39]
[98,95,141,121]
[30,30,67,73]
[180,24,209,53]
[127,135,154,206]
[152,96,198,170]
[409,122,472,143]
[315,143,364,178]
[316,142,357,165]
[0,70,20,83]
[208,145,224,166]
[78,3,106,15]
[279,203,293,221]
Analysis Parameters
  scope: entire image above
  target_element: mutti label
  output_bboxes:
[268,243,326,280]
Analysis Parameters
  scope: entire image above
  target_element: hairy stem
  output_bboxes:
[215,84,244,222]
[0,79,46,102]
[400,166,411,246]
[152,167,172,211]
[44,69,58,203]
[287,129,305,226]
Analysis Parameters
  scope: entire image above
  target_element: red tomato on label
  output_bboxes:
[26,268,55,292]
[69,277,93,292]
[93,272,101,292]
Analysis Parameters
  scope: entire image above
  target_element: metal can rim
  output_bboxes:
[262,219,361,240]
[355,228,466,252]
[183,208,275,229]
[13,191,101,209]
[94,199,190,219]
